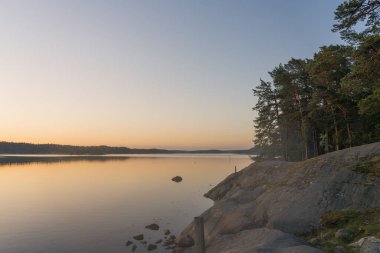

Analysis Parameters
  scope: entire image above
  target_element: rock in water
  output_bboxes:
[133,234,144,240]
[147,244,157,251]
[164,229,171,235]
[131,244,137,252]
[171,176,182,183]
[145,223,160,230]
[126,240,133,246]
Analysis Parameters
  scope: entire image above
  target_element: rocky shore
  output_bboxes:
[175,142,380,253]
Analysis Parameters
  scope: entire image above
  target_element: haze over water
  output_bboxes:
[0,154,252,253]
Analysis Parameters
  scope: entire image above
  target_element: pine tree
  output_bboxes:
[252,80,281,159]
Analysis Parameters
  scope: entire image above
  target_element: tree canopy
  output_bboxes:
[332,0,380,43]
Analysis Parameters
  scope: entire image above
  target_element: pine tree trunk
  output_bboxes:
[346,123,352,148]
[333,117,339,151]
[325,128,329,153]
[313,130,318,156]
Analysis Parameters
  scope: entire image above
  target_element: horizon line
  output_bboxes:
[0,140,254,151]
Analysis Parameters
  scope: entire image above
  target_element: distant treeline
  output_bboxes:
[0,141,256,155]
[253,0,380,161]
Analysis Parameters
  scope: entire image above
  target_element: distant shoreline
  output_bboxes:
[0,141,257,156]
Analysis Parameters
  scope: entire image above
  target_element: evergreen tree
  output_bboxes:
[252,80,281,158]
[270,59,314,160]
[333,0,380,44]
[308,45,354,151]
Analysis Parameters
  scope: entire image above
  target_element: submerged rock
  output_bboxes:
[147,244,157,251]
[126,240,133,246]
[171,176,182,183]
[133,234,144,241]
[131,244,137,252]
[145,223,159,231]
[164,229,171,235]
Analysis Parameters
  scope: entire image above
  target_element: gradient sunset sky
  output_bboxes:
[0,0,344,150]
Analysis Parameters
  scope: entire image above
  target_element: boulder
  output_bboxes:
[133,234,144,240]
[145,223,159,231]
[147,244,157,251]
[172,176,182,183]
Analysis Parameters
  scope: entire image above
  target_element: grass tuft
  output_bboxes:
[354,155,380,174]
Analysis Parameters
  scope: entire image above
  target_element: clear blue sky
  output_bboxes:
[0,0,344,149]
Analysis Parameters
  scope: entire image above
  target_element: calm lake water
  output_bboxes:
[0,154,252,253]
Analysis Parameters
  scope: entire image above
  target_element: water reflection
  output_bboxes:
[0,155,252,253]
[0,155,132,166]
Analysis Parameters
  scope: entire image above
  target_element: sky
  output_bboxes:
[0,0,344,150]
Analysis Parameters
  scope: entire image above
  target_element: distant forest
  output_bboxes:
[0,141,256,155]
[253,0,380,161]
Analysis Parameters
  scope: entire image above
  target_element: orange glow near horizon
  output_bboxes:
[1,96,254,149]
[0,127,253,150]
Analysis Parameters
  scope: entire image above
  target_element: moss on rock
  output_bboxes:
[305,208,380,252]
